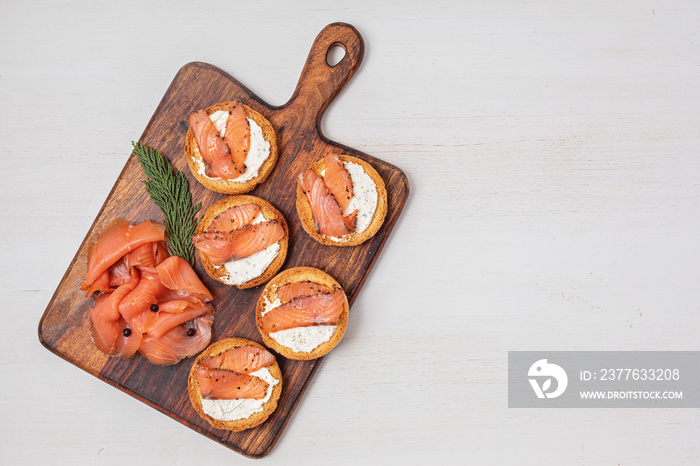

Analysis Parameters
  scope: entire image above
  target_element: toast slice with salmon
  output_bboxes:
[296,153,387,246]
[188,338,282,431]
[193,195,289,289]
[185,101,278,194]
[255,267,349,360]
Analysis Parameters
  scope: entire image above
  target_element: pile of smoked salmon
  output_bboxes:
[80,219,215,365]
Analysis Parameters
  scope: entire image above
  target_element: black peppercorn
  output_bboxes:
[122,328,132,337]
[187,328,195,337]
[150,304,159,312]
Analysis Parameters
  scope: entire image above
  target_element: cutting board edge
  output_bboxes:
[37,50,411,457]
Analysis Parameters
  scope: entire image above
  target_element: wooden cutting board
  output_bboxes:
[38,22,408,458]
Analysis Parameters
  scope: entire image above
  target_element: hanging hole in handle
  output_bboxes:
[326,44,346,67]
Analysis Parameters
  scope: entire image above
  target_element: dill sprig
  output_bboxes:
[131,141,201,266]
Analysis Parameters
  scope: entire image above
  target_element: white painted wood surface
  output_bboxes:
[2,1,699,464]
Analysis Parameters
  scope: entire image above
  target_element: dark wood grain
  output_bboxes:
[38,22,409,458]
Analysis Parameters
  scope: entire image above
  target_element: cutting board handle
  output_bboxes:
[282,23,364,131]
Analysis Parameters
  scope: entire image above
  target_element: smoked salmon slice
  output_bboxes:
[118,256,213,335]
[89,268,140,354]
[83,269,111,297]
[156,256,213,302]
[153,241,169,266]
[107,259,131,289]
[190,110,243,180]
[208,204,261,233]
[199,345,275,374]
[118,268,168,334]
[123,242,157,270]
[146,304,214,339]
[112,318,142,359]
[138,313,214,366]
[276,281,335,303]
[259,289,345,332]
[81,218,165,293]
[196,367,269,400]
[323,153,355,213]
[223,102,250,175]
[87,241,167,296]
[156,299,202,314]
[298,170,353,237]
[192,220,285,266]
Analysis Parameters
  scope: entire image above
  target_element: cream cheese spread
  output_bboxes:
[193,110,270,183]
[214,212,280,286]
[326,161,378,242]
[262,294,336,353]
[200,367,279,421]
[270,325,337,353]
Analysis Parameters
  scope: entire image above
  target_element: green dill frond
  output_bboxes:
[131,142,201,266]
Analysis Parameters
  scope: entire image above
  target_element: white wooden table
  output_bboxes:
[2,1,699,464]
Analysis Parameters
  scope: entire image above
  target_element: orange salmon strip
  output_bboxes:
[192,220,284,266]
[196,367,269,400]
[199,345,275,374]
[259,289,345,332]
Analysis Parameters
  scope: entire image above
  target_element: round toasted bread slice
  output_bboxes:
[195,195,288,289]
[188,337,282,431]
[296,154,387,246]
[255,267,349,360]
[185,101,278,194]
